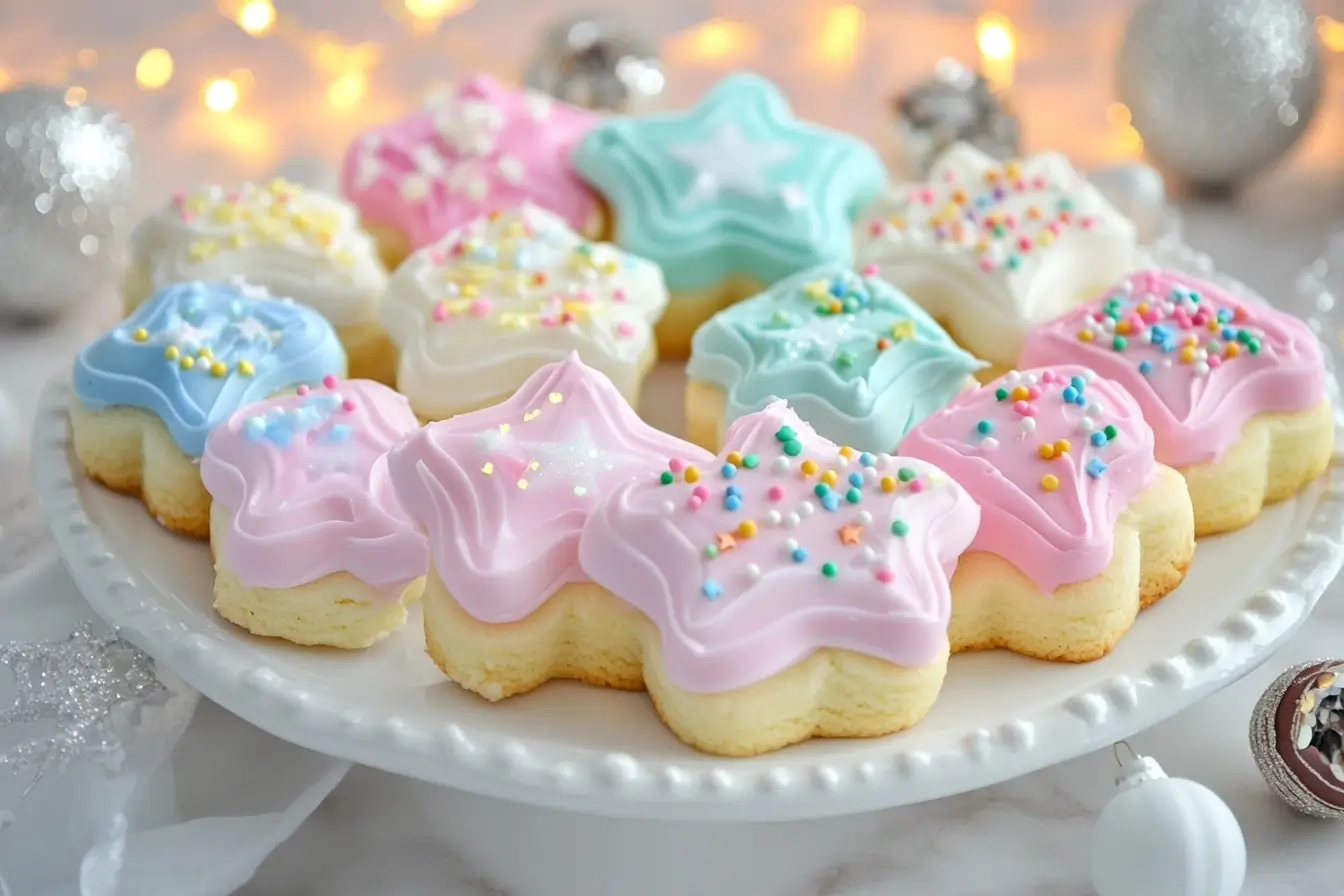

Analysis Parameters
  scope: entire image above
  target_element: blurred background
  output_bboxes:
[1,0,1340,204]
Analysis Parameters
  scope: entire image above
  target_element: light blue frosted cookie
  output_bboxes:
[73,281,346,457]
[572,73,885,294]
[687,264,986,452]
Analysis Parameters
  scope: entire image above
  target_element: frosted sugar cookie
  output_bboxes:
[71,281,346,538]
[1020,270,1334,535]
[855,142,1138,374]
[385,354,711,699]
[201,378,428,648]
[900,366,1195,662]
[573,72,886,358]
[382,203,667,421]
[686,262,985,453]
[341,74,603,269]
[123,180,394,383]
[579,402,979,755]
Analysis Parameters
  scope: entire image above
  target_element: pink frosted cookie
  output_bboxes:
[1021,270,1334,535]
[578,402,979,755]
[900,366,1195,662]
[340,74,604,269]
[384,354,711,696]
[202,377,428,648]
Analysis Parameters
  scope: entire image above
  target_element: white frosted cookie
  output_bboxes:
[124,179,396,383]
[382,202,668,420]
[855,143,1138,373]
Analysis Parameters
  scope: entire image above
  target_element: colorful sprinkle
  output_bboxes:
[1041,474,1059,491]
[891,519,909,536]
[821,561,838,578]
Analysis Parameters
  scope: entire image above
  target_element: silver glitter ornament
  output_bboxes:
[891,59,1019,179]
[1250,660,1344,819]
[0,85,135,320]
[0,623,165,797]
[525,13,665,114]
[1089,162,1169,245]
[1116,0,1321,193]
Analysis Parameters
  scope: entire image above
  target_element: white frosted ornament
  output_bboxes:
[1091,745,1245,896]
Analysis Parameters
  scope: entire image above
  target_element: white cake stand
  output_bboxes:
[30,245,1344,894]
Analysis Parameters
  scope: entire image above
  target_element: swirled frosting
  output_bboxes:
[572,72,885,292]
[73,281,346,457]
[687,263,985,451]
[383,203,667,418]
[855,143,1137,366]
[578,402,980,693]
[1019,269,1327,467]
[385,354,711,623]
[340,74,602,249]
[201,378,428,593]
[899,366,1156,592]
[128,180,388,327]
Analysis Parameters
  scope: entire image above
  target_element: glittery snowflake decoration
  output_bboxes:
[0,623,165,796]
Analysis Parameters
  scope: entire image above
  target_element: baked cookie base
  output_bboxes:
[69,400,212,539]
[407,340,658,424]
[211,504,424,648]
[658,275,767,360]
[949,464,1195,662]
[1182,398,1334,537]
[420,570,948,757]
[337,319,398,385]
[684,378,730,453]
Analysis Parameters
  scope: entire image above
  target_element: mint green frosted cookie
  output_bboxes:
[687,263,986,452]
[573,73,885,293]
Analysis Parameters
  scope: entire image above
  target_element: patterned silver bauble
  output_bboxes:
[891,59,1019,179]
[0,85,135,320]
[524,13,665,114]
[1116,0,1321,193]
[1249,660,1344,819]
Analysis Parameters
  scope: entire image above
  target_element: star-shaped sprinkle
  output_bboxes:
[715,531,738,552]
[838,523,864,545]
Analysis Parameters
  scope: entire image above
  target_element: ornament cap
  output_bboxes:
[1115,755,1167,791]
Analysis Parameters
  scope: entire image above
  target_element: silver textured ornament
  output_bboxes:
[0,85,135,320]
[891,58,1019,179]
[1116,0,1321,193]
[525,13,665,114]
[1249,659,1344,819]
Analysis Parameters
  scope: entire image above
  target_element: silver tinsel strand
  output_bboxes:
[0,623,164,796]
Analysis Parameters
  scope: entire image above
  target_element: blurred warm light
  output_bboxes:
[204,77,240,112]
[135,49,174,89]
[817,5,864,66]
[669,18,757,63]
[230,68,256,91]
[976,13,1015,61]
[327,72,367,109]
[1319,16,1344,53]
[0,70,13,91]
[310,34,382,76]
[976,12,1015,89]
[236,0,276,36]
[64,86,87,106]
[404,0,469,18]
[1119,125,1144,156]
[1106,102,1132,128]
[76,48,98,69]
